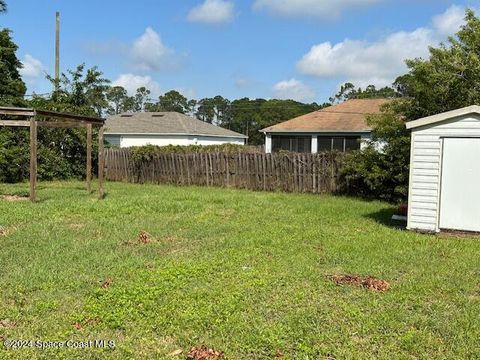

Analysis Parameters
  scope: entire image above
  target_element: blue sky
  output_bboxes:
[2,0,478,103]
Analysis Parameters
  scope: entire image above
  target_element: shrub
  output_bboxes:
[341,105,410,203]
[0,127,99,183]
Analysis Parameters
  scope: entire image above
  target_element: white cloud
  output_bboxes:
[297,5,468,88]
[253,0,381,19]
[187,0,235,24]
[112,74,161,97]
[20,54,44,78]
[131,27,176,72]
[433,5,465,36]
[273,78,315,101]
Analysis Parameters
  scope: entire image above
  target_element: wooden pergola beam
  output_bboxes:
[0,120,101,129]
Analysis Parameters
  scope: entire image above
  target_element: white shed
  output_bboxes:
[406,105,480,233]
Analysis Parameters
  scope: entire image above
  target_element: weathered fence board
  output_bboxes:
[104,148,345,194]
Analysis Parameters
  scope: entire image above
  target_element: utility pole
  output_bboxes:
[55,11,60,91]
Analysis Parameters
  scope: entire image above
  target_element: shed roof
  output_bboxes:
[406,105,480,129]
[260,99,390,134]
[105,112,247,139]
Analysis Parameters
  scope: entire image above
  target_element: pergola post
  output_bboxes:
[86,123,92,193]
[98,126,105,199]
[29,115,38,202]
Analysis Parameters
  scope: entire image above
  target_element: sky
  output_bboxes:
[2,0,479,103]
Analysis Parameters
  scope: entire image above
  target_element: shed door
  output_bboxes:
[439,138,480,232]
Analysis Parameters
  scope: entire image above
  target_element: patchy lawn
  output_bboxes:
[0,181,479,359]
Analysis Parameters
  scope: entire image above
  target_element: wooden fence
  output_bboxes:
[104,148,345,194]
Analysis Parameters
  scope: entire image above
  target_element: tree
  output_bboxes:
[155,90,190,113]
[132,87,151,112]
[395,9,480,120]
[195,97,216,123]
[106,86,128,115]
[45,63,110,117]
[0,29,26,105]
[329,82,399,104]
[0,1,6,13]
[0,26,29,182]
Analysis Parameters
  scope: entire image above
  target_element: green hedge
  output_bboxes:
[129,144,260,162]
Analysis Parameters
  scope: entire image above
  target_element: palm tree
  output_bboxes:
[0,1,6,12]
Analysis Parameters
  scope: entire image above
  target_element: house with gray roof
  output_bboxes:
[105,112,247,148]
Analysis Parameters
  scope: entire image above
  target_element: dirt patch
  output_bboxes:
[68,223,85,230]
[186,346,224,360]
[0,195,28,202]
[0,226,8,237]
[0,319,15,328]
[101,278,113,289]
[168,349,183,357]
[122,231,180,246]
[329,274,390,292]
[438,229,480,238]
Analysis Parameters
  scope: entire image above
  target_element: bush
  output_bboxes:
[0,127,99,183]
[129,144,260,164]
[341,104,410,203]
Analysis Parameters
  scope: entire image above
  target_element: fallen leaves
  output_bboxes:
[138,230,153,244]
[73,317,101,331]
[186,346,224,360]
[122,230,180,246]
[329,274,390,292]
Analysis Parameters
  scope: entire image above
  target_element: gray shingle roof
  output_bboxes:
[105,112,247,139]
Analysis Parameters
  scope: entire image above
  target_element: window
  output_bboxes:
[317,136,361,152]
[332,138,344,151]
[272,136,312,153]
[318,138,332,152]
[345,137,361,151]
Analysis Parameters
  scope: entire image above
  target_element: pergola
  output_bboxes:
[0,107,106,202]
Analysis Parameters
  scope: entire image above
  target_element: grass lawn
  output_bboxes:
[0,181,479,359]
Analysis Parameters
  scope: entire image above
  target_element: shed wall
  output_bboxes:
[408,114,480,232]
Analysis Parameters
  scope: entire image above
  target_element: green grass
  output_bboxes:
[0,181,479,359]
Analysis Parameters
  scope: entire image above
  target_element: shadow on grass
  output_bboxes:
[364,207,407,230]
